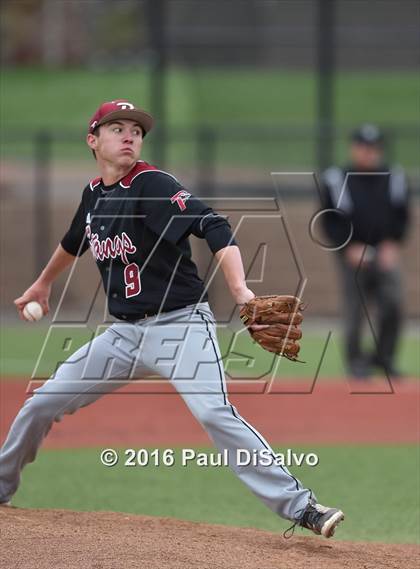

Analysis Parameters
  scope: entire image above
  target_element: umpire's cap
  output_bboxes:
[351,124,384,145]
[88,99,154,135]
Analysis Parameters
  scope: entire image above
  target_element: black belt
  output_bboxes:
[116,305,187,322]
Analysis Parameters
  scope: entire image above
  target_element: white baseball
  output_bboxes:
[23,301,44,322]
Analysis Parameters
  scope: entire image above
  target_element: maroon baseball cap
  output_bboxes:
[88,99,154,135]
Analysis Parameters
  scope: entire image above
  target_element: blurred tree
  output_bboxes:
[0,0,43,65]
[98,2,139,51]
[0,0,418,69]
[87,0,148,67]
[41,0,65,66]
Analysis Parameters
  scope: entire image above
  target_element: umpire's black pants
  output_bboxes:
[337,254,403,374]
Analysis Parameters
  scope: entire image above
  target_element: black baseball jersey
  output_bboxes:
[61,161,236,320]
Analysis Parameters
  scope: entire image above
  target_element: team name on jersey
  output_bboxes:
[85,225,136,265]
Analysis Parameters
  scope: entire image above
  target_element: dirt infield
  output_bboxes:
[1,508,418,569]
[1,379,418,447]
[1,381,419,568]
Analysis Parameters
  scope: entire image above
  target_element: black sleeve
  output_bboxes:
[389,167,411,242]
[140,172,236,252]
[60,194,89,257]
[190,211,237,254]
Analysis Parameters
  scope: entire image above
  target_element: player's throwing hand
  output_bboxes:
[14,279,51,320]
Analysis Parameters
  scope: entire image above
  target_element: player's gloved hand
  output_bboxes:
[14,279,51,320]
[240,295,304,362]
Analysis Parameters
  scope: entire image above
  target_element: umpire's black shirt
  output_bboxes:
[321,164,410,249]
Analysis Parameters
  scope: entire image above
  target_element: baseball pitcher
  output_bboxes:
[0,100,344,538]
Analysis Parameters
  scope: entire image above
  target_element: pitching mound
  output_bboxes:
[1,508,418,569]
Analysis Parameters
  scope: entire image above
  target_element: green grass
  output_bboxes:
[12,445,419,544]
[1,325,419,379]
[1,67,419,169]
[1,67,418,128]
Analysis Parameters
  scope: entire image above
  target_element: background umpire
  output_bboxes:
[321,124,410,379]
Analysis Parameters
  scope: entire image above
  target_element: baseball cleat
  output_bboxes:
[299,499,344,538]
[0,501,12,508]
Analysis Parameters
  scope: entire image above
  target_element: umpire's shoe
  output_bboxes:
[299,499,344,538]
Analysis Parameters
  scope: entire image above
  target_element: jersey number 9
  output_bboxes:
[124,263,141,298]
